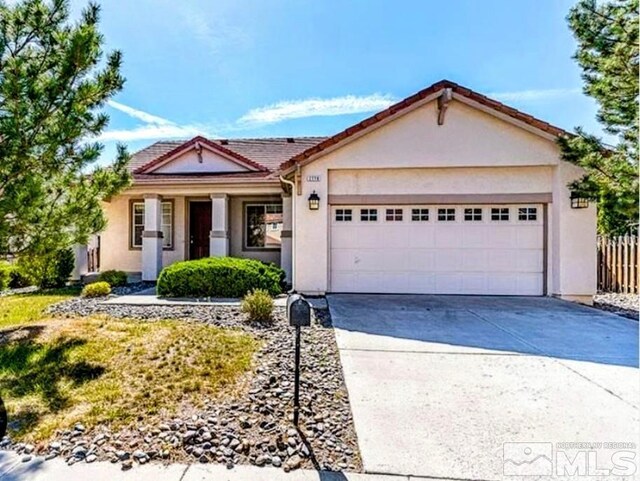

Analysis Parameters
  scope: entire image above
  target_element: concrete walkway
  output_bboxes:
[102,288,288,307]
[329,295,639,480]
[0,452,404,481]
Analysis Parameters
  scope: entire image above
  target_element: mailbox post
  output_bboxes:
[0,395,6,440]
[287,294,311,426]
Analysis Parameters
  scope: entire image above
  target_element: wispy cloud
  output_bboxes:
[107,100,174,126]
[238,94,398,125]
[99,102,211,142]
[488,88,581,102]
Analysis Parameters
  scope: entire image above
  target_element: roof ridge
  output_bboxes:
[279,79,570,172]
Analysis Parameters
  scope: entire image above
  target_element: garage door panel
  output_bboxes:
[516,225,543,249]
[406,249,436,270]
[461,249,489,272]
[434,226,464,248]
[434,249,463,272]
[461,227,488,248]
[330,204,543,295]
[434,273,463,293]
[408,226,436,248]
[488,226,518,248]
[516,249,544,272]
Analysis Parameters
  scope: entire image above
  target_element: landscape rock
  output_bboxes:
[2,301,362,472]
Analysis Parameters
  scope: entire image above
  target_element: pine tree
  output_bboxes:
[559,0,639,235]
[0,0,130,258]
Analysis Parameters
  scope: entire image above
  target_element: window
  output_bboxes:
[335,209,352,222]
[518,207,538,221]
[464,208,482,221]
[360,208,378,222]
[131,201,173,249]
[491,207,510,221]
[385,208,403,221]
[245,203,283,249]
[411,208,429,221]
[437,208,455,221]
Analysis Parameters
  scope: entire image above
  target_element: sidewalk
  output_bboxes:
[0,452,405,481]
[101,288,289,307]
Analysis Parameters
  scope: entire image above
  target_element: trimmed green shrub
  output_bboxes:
[19,247,75,288]
[242,289,274,322]
[98,270,128,287]
[157,257,284,298]
[0,262,11,291]
[82,281,111,297]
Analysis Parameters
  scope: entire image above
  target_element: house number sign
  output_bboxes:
[306,175,320,182]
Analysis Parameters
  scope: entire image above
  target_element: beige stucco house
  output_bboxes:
[77,80,596,303]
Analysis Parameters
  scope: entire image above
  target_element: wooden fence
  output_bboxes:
[597,235,638,294]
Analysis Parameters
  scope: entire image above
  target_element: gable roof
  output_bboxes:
[129,136,327,178]
[280,79,571,172]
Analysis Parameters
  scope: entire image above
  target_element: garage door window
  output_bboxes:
[385,209,403,221]
[437,208,455,221]
[491,207,510,221]
[335,209,352,222]
[464,208,482,221]
[518,207,537,221]
[411,208,429,221]
[360,209,378,222]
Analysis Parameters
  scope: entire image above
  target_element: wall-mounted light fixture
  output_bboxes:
[570,191,589,209]
[308,191,320,210]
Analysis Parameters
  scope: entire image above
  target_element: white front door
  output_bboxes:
[329,204,544,295]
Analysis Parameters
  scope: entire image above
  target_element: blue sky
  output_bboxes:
[63,0,608,165]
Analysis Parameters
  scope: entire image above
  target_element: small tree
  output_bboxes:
[0,0,131,259]
[559,0,639,235]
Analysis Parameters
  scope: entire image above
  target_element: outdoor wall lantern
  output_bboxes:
[570,191,590,209]
[308,191,320,210]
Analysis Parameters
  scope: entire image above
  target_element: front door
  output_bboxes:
[189,201,212,259]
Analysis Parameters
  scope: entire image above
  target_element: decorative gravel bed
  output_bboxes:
[3,297,362,472]
[593,293,639,320]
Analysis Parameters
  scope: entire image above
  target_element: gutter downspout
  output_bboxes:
[279,175,296,291]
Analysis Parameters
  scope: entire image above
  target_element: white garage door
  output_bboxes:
[330,204,544,295]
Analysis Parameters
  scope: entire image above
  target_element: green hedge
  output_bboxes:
[98,270,128,287]
[157,257,284,298]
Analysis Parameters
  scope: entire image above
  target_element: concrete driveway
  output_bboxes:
[329,295,639,480]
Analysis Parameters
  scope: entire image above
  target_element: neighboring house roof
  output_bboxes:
[129,136,327,183]
[134,136,268,174]
[279,79,571,172]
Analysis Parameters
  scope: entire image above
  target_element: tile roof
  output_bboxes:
[280,79,571,172]
[129,137,327,179]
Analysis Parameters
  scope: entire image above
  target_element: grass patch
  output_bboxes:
[0,288,79,329]
[0,317,259,441]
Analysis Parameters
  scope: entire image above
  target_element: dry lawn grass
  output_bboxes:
[0,316,259,442]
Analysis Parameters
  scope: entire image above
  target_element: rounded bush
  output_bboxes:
[81,281,111,298]
[241,289,274,322]
[98,270,128,287]
[157,257,284,298]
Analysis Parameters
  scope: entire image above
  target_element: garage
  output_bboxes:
[330,204,544,295]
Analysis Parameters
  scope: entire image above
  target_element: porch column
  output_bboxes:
[142,194,163,281]
[70,243,88,282]
[210,194,229,257]
[281,193,293,283]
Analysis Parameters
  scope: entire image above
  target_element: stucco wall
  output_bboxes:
[229,196,281,266]
[100,195,186,273]
[100,193,282,274]
[292,98,596,299]
[154,149,249,174]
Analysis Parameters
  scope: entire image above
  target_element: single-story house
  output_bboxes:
[76,80,596,303]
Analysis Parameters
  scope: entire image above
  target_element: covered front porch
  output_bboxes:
[94,185,293,282]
